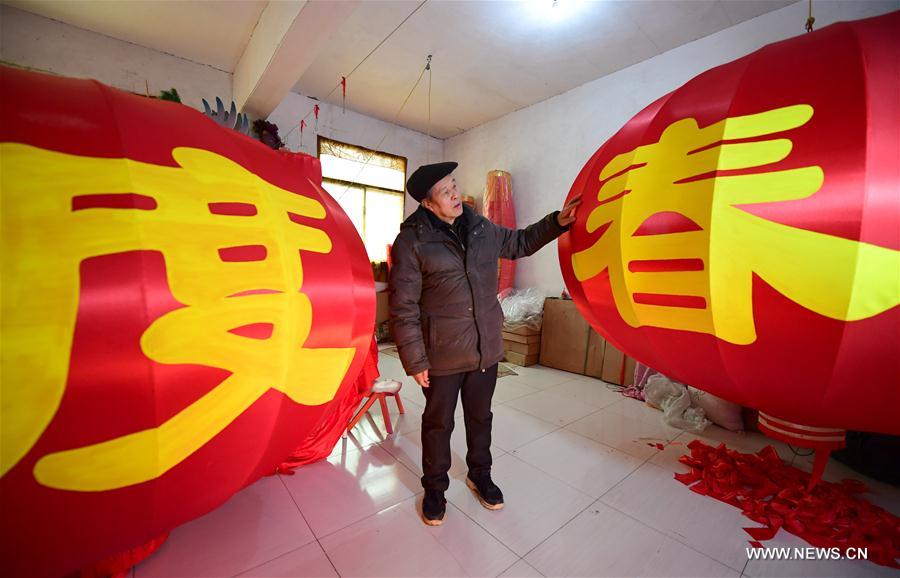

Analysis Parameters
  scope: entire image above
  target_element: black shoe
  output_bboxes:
[466,474,504,510]
[422,489,446,525]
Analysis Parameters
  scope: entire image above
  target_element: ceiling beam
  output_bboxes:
[233,0,359,119]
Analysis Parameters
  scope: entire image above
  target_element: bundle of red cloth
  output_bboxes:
[675,439,899,568]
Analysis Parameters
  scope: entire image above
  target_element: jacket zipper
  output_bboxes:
[464,225,483,370]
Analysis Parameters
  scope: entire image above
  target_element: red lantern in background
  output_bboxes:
[483,170,517,295]
[559,12,899,479]
[0,66,374,576]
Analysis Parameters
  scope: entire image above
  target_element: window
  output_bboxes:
[318,137,406,262]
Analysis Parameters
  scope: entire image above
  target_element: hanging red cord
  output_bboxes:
[340,76,347,113]
[313,104,320,131]
[299,119,306,148]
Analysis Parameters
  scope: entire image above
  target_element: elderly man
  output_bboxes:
[389,161,579,525]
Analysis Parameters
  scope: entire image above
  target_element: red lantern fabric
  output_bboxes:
[483,170,517,295]
[0,66,374,576]
[559,13,899,439]
[276,335,380,472]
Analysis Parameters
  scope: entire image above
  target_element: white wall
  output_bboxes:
[0,5,232,110]
[445,0,899,296]
[268,92,443,217]
[0,3,443,219]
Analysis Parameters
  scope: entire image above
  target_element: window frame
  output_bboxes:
[317,136,407,262]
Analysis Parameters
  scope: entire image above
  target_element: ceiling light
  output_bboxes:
[528,0,582,24]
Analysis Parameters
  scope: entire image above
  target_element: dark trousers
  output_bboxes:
[420,364,498,491]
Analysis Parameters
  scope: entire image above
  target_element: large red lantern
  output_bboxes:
[0,66,374,576]
[483,170,517,294]
[559,12,899,473]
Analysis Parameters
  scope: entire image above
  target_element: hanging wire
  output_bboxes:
[805,0,815,32]
[329,55,433,201]
[789,444,816,458]
[426,54,433,163]
[284,0,429,143]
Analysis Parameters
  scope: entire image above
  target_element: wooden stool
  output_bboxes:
[346,378,404,436]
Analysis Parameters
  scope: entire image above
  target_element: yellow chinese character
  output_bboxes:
[1,144,355,491]
[572,105,899,345]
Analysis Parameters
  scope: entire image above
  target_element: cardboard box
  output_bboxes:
[501,330,542,345]
[539,298,591,373]
[503,323,541,336]
[503,339,541,356]
[504,350,539,366]
[585,329,607,379]
[601,343,636,386]
[375,291,390,325]
[538,298,635,383]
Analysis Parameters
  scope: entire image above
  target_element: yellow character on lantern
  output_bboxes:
[1,144,355,491]
[572,104,899,345]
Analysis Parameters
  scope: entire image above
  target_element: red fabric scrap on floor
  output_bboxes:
[675,440,900,568]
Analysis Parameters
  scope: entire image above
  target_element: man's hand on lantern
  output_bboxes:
[557,195,582,227]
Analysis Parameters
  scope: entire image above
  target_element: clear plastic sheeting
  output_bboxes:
[644,374,711,433]
[500,287,545,331]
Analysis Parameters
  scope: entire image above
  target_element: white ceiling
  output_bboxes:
[293,0,796,138]
[6,0,795,139]
[4,0,267,71]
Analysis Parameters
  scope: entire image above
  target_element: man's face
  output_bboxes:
[423,174,463,223]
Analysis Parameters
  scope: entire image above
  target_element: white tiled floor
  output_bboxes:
[136,352,899,577]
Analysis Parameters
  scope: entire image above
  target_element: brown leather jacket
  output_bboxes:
[389,203,566,376]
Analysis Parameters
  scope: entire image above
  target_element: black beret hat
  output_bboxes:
[406,161,458,202]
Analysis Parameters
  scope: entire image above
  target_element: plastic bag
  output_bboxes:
[500,287,545,331]
[644,374,710,433]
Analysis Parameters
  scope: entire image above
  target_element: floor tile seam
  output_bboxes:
[454,452,599,560]
[275,473,320,545]
[508,442,635,502]
[419,493,511,556]
[288,445,424,540]
[439,461,565,559]
[590,446,659,506]
[273,474,342,578]
[596,498,747,574]
[517,489,610,563]
[494,388,547,405]
[513,379,576,391]
[502,396,609,426]
[228,541,330,578]
[378,438,430,481]
[421,500,512,577]
[541,379,625,408]
[494,558,519,578]
[494,421,564,454]
[560,421,657,459]
[498,452,597,503]
[494,557,530,578]
[312,492,423,544]
[503,371,574,388]
[494,403,568,429]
